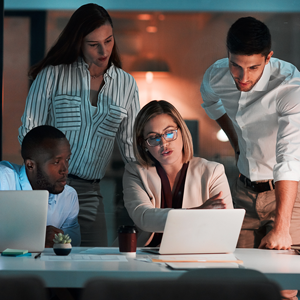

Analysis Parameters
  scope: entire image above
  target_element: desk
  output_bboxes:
[0,248,300,289]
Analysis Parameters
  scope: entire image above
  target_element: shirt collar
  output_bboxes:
[77,56,115,79]
[19,165,33,190]
[48,193,57,206]
[252,62,270,92]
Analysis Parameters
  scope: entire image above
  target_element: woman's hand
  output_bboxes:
[190,192,226,210]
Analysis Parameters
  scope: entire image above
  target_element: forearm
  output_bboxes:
[274,180,298,232]
[216,114,239,153]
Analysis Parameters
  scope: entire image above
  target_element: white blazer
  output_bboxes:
[123,157,233,246]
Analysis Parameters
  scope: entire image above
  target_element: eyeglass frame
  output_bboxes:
[144,128,178,147]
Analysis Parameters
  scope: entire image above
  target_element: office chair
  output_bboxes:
[81,269,281,300]
[180,267,267,281]
[180,268,282,300]
[0,276,49,300]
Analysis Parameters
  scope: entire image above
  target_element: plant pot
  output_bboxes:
[53,243,72,256]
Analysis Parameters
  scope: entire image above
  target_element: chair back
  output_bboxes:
[180,268,282,300]
[81,269,281,300]
[0,276,48,300]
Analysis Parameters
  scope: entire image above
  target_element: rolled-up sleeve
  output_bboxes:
[200,65,226,120]
[18,67,54,144]
[274,86,300,182]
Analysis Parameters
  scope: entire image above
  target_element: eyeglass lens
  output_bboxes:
[147,130,177,146]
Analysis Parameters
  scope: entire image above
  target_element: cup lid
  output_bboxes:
[118,225,137,233]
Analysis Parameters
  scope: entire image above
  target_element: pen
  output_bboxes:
[34,253,41,259]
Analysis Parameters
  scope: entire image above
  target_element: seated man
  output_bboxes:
[0,125,80,247]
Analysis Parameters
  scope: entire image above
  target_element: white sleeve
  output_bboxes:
[200,64,226,120]
[274,86,300,182]
[0,163,19,190]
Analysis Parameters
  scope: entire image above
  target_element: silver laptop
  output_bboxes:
[0,190,48,252]
[145,209,245,255]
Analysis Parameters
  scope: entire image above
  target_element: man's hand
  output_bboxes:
[45,226,64,248]
[258,228,292,250]
[259,180,298,250]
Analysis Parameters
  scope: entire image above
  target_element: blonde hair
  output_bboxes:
[133,100,194,167]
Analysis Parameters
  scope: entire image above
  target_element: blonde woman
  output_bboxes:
[123,100,233,246]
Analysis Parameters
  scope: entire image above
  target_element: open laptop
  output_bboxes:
[144,209,245,255]
[0,190,48,252]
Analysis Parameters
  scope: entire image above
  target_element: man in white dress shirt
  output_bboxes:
[201,18,300,299]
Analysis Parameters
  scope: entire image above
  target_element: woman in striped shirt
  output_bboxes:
[18,3,140,246]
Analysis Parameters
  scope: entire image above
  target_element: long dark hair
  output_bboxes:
[29,3,122,80]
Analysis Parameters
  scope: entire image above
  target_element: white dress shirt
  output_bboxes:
[18,57,140,180]
[201,57,300,182]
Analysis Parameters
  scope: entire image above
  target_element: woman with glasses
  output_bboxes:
[123,100,233,246]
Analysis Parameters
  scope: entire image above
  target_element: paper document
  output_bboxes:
[80,247,145,255]
[80,248,121,255]
[152,253,242,264]
[167,262,240,269]
[41,254,128,262]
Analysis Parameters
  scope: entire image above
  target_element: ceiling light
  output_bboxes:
[146,26,157,33]
[137,14,152,21]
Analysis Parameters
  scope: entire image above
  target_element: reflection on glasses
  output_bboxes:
[145,129,178,147]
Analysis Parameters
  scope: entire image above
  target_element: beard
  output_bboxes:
[234,80,255,92]
[232,71,263,92]
[36,167,63,195]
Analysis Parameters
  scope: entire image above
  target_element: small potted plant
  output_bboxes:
[53,233,72,256]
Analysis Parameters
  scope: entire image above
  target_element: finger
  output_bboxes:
[258,241,266,249]
[264,242,276,250]
[213,204,226,209]
[210,199,225,205]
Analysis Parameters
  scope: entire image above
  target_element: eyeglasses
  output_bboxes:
[144,129,178,147]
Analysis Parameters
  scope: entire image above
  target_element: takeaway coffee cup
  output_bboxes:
[118,225,137,256]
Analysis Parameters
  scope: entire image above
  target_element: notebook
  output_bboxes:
[0,190,48,252]
[144,209,245,255]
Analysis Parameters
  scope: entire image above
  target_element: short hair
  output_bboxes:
[21,125,66,161]
[226,16,271,58]
[29,3,122,79]
[133,100,194,167]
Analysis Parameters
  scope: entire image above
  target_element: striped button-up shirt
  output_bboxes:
[19,57,140,180]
